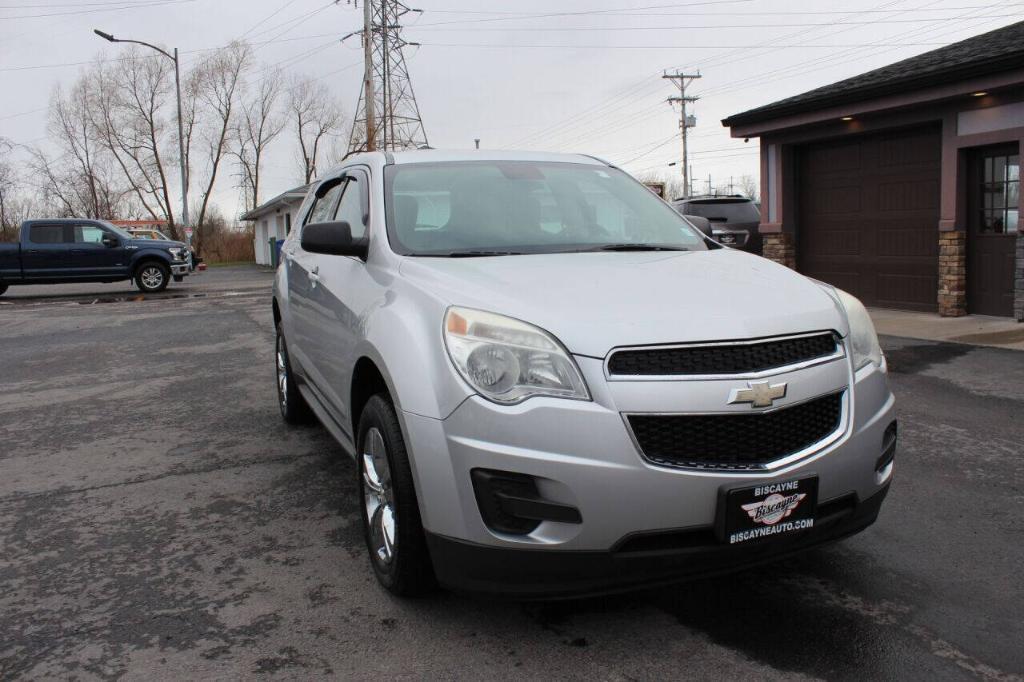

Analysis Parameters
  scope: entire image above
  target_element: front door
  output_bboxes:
[967,145,1019,317]
[307,167,371,439]
[67,223,126,278]
[285,176,345,401]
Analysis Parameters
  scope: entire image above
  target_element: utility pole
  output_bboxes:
[663,71,700,199]
[362,0,375,152]
[347,0,428,153]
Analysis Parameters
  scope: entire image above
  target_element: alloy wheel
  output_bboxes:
[362,427,397,566]
[276,338,288,409]
[141,266,164,289]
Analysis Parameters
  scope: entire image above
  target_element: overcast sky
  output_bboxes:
[1,0,1019,218]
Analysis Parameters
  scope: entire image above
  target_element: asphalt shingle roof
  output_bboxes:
[723,20,1024,128]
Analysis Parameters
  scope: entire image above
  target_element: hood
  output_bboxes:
[130,238,187,249]
[399,249,846,358]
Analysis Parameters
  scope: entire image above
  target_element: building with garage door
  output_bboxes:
[723,21,1024,320]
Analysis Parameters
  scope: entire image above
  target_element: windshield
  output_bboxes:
[676,200,760,223]
[385,161,707,256]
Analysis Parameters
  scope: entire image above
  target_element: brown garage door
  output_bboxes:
[797,127,940,312]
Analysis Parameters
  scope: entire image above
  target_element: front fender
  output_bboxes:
[128,249,173,269]
[356,299,472,422]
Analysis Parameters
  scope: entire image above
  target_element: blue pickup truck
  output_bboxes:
[0,219,190,296]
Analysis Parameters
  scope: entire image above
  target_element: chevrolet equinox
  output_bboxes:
[272,150,896,598]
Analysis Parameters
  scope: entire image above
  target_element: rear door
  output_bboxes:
[21,223,72,279]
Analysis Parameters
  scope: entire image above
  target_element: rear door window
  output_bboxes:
[681,201,760,223]
[28,224,69,244]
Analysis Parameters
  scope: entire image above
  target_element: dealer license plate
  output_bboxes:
[718,476,818,545]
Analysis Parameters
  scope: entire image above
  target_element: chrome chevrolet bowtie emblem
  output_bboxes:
[728,381,787,408]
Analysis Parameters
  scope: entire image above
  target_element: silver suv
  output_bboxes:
[272,150,896,598]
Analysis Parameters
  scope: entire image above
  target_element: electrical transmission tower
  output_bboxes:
[663,71,700,199]
[347,0,429,154]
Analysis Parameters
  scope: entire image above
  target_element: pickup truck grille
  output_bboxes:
[627,391,844,470]
[607,332,838,377]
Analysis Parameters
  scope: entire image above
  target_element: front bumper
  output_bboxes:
[401,351,894,595]
[171,262,189,276]
[426,483,888,599]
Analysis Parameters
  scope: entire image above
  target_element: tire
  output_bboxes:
[275,326,313,424]
[135,261,170,293]
[357,393,434,596]
[173,275,184,282]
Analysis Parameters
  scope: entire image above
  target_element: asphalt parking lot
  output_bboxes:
[2,267,1022,680]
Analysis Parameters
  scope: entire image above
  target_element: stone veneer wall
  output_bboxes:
[762,232,796,270]
[938,231,967,317]
[1015,232,1024,322]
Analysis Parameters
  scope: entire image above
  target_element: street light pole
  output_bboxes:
[94,29,190,249]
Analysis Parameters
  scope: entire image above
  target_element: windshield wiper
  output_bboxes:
[439,250,525,257]
[582,243,690,252]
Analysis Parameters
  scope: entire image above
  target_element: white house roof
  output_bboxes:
[239,183,311,222]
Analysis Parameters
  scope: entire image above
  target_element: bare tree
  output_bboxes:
[288,75,343,184]
[190,42,249,252]
[29,82,134,220]
[638,171,685,202]
[0,137,17,240]
[232,68,285,211]
[737,174,759,202]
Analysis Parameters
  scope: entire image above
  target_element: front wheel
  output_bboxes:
[135,262,170,293]
[358,394,434,596]
[275,326,313,424]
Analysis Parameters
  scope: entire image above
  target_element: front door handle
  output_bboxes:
[308,266,321,286]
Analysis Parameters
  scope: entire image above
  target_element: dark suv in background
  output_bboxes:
[671,196,762,255]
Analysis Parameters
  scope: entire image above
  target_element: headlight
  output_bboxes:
[168,247,185,260]
[443,307,590,404]
[835,288,883,370]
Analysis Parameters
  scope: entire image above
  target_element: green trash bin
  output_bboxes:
[269,236,278,269]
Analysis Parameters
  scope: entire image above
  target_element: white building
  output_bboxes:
[240,184,310,266]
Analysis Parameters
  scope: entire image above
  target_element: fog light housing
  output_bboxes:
[876,420,897,473]
[471,469,582,535]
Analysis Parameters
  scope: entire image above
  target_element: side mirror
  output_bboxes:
[683,215,714,239]
[102,234,120,247]
[301,221,368,259]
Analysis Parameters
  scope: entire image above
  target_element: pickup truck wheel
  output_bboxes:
[275,326,313,424]
[135,262,170,293]
[358,394,434,596]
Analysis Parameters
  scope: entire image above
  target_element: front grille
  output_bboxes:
[627,391,844,470]
[607,332,838,376]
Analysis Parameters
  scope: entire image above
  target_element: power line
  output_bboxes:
[419,41,952,49]
[0,0,194,20]
[406,15,1017,31]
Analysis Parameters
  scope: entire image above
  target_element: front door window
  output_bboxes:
[980,152,1019,234]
